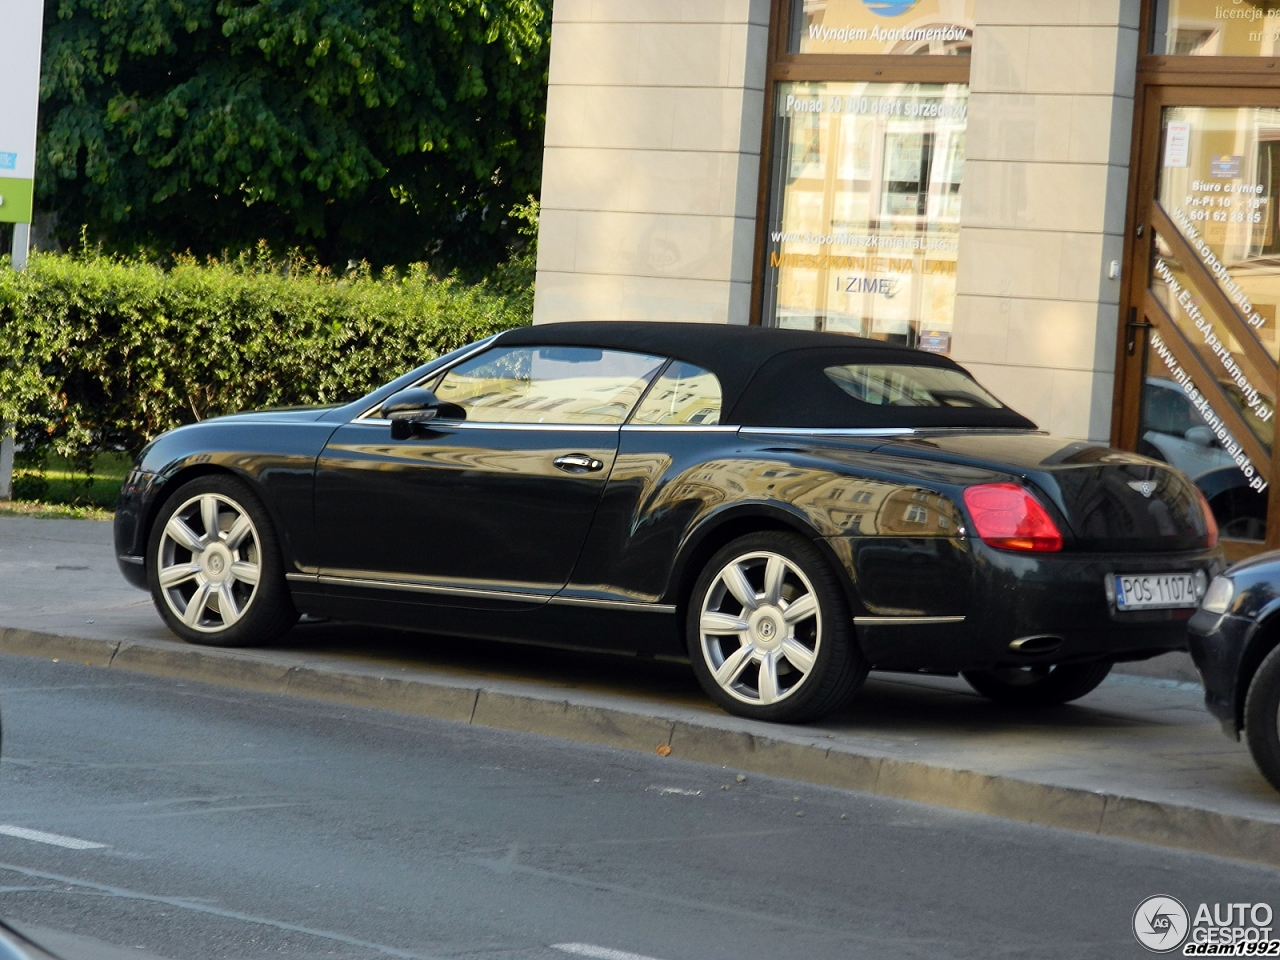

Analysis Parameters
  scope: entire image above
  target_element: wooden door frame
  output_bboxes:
[1114,39,1280,552]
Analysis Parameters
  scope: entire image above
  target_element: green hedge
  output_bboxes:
[0,249,531,470]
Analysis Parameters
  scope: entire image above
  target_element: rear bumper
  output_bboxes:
[855,540,1224,673]
[967,543,1225,662]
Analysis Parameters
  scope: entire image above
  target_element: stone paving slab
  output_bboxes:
[3,515,1279,867]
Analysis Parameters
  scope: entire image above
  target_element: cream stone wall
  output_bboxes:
[950,0,1142,441]
[533,0,770,325]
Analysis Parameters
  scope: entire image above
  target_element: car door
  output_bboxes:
[312,344,666,606]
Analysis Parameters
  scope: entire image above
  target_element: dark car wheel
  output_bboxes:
[1244,645,1280,793]
[687,531,867,723]
[961,661,1112,707]
[146,475,298,647]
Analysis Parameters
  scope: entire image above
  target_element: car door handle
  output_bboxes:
[554,454,605,474]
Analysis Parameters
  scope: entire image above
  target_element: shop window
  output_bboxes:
[1152,0,1280,57]
[762,81,968,350]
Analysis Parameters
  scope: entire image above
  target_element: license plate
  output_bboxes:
[1112,573,1199,611]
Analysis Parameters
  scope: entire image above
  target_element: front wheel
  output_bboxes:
[147,475,298,647]
[961,661,1112,707]
[1244,644,1280,794]
[686,531,867,723]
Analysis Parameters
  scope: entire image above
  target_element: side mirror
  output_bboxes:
[1185,425,1215,448]
[380,388,464,439]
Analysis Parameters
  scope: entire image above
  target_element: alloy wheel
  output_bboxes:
[156,492,262,633]
[698,550,823,706]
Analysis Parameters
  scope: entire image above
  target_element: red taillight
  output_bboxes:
[962,483,1063,552]
[1195,487,1219,548]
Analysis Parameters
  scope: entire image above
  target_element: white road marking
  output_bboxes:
[0,825,107,850]
[553,944,669,960]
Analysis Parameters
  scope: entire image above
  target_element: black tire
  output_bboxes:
[961,661,1113,707]
[146,474,298,647]
[1244,644,1280,794]
[686,531,867,723]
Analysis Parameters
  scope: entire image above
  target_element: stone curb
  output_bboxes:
[1,625,1277,867]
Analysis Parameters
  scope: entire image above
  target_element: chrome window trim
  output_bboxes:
[853,615,965,625]
[350,419,621,433]
[739,427,917,437]
[621,424,739,434]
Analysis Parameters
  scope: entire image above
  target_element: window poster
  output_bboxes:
[790,0,976,56]
[762,81,967,353]
[1158,106,1280,359]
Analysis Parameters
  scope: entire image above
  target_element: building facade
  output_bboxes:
[534,0,1280,551]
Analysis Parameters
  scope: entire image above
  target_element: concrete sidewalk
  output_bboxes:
[2,515,1278,867]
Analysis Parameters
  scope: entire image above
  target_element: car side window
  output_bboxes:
[432,346,666,425]
[629,361,723,425]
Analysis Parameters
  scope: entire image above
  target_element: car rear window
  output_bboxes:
[825,364,1003,409]
[728,347,1038,430]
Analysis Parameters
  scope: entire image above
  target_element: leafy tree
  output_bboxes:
[37,0,550,273]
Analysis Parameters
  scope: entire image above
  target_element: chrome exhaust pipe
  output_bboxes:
[1008,635,1064,655]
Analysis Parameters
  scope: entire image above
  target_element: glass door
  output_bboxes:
[1118,87,1280,550]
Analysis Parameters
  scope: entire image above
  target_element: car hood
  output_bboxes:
[876,431,1214,551]
[201,405,341,425]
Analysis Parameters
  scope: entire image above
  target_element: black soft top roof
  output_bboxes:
[496,322,1036,430]
[497,321,901,407]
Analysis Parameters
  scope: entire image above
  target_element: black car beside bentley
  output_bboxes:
[114,323,1224,722]
[1190,553,1280,792]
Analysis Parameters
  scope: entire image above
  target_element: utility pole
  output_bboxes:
[0,1,47,502]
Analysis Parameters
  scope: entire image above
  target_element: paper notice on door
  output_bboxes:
[1165,121,1190,168]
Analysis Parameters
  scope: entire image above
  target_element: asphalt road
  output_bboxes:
[0,656,1268,960]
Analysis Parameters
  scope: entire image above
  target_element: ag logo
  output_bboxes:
[1133,895,1190,953]
[862,0,920,15]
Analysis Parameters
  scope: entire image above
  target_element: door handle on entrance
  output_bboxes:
[1126,306,1152,356]
[554,454,605,474]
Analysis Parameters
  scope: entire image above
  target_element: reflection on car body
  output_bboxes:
[114,323,1224,722]
[1141,376,1267,539]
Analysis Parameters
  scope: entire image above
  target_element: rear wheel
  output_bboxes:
[147,475,298,647]
[1244,645,1280,793]
[687,531,867,723]
[961,661,1112,707]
